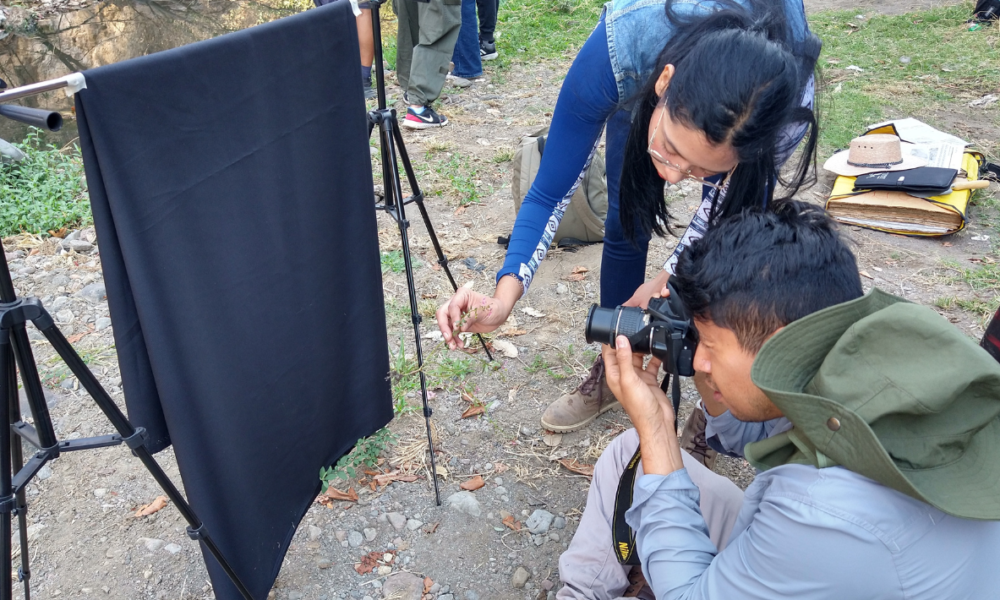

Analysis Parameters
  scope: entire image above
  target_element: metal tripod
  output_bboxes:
[366,0,493,506]
[0,256,254,600]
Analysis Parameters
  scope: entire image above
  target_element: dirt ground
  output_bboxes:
[1,0,997,599]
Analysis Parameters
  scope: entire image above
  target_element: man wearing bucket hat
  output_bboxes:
[557,201,1000,599]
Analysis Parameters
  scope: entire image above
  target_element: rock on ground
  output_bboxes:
[444,491,482,517]
[382,572,424,600]
[512,567,530,588]
[526,509,555,534]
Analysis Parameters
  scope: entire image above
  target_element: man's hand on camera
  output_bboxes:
[603,336,686,476]
[436,278,519,350]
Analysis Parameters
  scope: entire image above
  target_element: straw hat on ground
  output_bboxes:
[823,134,926,177]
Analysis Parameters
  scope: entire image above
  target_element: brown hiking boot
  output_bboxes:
[680,404,718,471]
[540,355,620,432]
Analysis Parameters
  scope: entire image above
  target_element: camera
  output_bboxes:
[584,280,697,377]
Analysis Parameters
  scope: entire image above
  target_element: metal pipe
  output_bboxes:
[0,74,86,104]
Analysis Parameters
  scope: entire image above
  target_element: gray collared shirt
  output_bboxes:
[624,409,1000,599]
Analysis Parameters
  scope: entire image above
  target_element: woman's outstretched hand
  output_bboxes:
[436,276,522,350]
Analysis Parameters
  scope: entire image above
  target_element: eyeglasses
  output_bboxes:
[647,106,728,191]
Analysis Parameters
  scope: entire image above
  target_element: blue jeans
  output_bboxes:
[600,108,648,308]
[451,0,483,78]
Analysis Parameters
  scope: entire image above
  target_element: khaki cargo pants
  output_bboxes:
[393,0,462,106]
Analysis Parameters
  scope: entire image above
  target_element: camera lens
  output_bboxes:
[585,305,617,345]
[584,305,648,346]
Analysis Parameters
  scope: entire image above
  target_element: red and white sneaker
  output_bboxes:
[402,105,449,129]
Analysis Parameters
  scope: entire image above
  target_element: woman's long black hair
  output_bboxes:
[619,0,821,244]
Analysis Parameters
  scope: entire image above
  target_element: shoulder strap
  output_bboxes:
[612,445,642,565]
[611,374,679,565]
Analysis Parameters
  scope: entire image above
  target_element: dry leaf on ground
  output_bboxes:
[860,270,873,279]
[572,266,589,274]
[134,496,168,518]
[493,462,510,474]
[558,458,595,478]
[354,550,386,575]
[66,333,87,343]
[460,475,486,491]
[492,339,519,358]
[423,522,440,534]
[521,307,546,318]
[373,472,419,488]
[325,487,359,502]
[502,515,522,531]
[461,404,485,419]
[435,464,449,480]
[424,578,434,594]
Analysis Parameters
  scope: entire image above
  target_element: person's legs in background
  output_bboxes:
[357,4,376,99]
[398,0,461,128]
[450,0,483,80]
[393,0,420,98]
[476,0,499,59]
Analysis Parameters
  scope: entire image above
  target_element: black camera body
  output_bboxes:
[584,280,697,377]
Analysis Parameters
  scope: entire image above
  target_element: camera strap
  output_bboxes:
[612,373,678,565]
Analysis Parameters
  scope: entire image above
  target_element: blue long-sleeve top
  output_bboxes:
[497,19,622,295]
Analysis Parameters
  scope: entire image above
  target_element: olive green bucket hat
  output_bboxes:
[745,288,1000,520]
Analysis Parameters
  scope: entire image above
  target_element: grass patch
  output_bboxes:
[433,153,488,206]
[0,129,90,237]
[492,148,514,163]
[812,4,1000,151]
[957,261,1000,292]
[492,0,605,69]
[320,427,397,488]
[381,249,421,273]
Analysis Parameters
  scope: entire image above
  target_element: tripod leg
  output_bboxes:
[5,346,29,599]
[31,315,255,600]
[389,125,495,361]
[0,333,13,600]
[381,114,442,506]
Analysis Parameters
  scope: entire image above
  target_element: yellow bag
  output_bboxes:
[826,124,985,236]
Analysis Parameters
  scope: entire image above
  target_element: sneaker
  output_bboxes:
[540,355,619,432]
[679,404,718,471]
[480,39,498,61]
[402,105,449,129]
[362,76,376,100]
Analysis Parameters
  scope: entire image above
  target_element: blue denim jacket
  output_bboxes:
[603,0,812,107]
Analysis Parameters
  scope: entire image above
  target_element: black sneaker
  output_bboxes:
[403,105,449,129]
[480,39,498,61]
[362,76,376,100]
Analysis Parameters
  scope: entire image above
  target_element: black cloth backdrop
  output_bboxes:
[74,3,392,598]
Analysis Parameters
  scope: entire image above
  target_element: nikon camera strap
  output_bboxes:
[612,373,679,565]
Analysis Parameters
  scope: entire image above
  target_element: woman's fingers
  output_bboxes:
[436,290,471,349]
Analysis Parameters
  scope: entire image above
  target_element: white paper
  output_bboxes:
[869,117,967,171]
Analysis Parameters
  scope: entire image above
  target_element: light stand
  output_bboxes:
[0,98,255,600]
[366,0,493,506]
